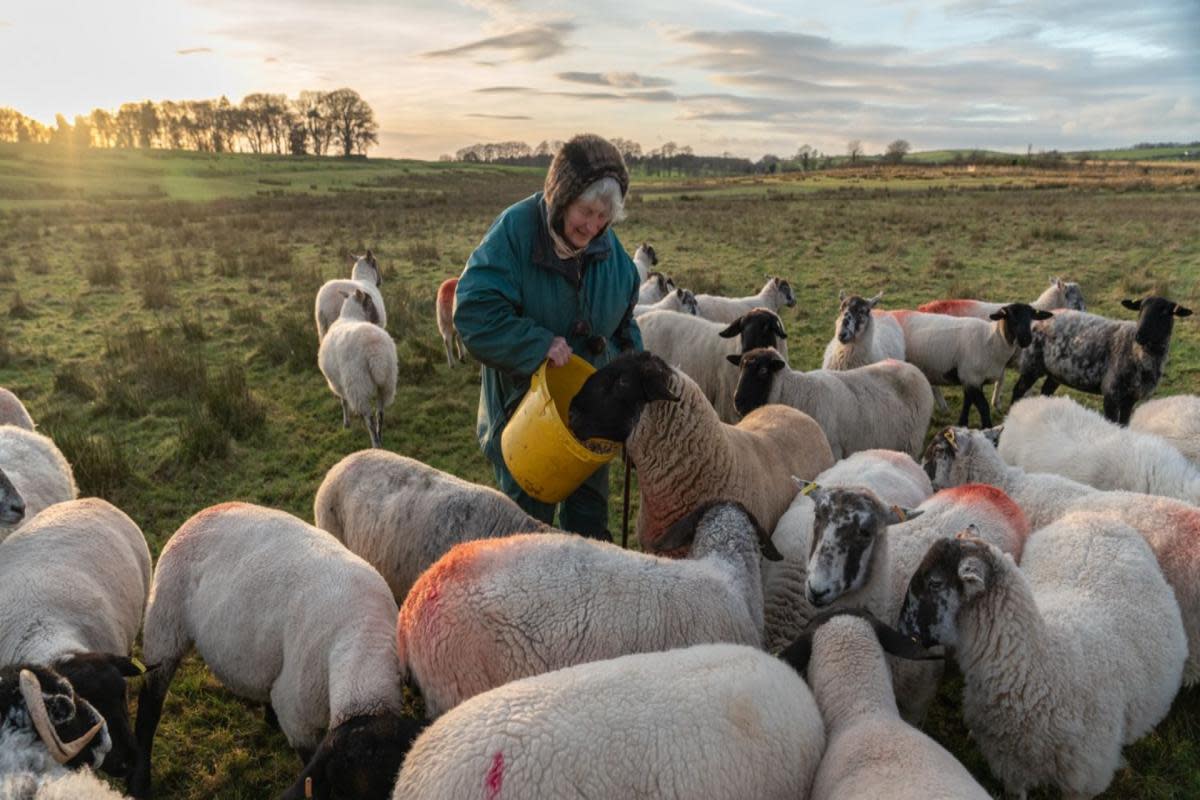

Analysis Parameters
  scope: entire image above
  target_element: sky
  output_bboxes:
[2,0,1197,160]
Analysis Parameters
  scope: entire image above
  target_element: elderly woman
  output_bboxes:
[454,134,643,541]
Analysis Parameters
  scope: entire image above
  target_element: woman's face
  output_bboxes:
[562,197,611,249]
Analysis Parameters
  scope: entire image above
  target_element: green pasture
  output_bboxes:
[1,142,1198,797]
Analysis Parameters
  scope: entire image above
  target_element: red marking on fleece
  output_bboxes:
[397,538,500,647]
[484,751,504,800]
[437,278,458,315]
[918,299,981,316]
[1156,505,1200,566]
[942,483,1030,557]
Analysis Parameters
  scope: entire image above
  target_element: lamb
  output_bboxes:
[317,289,398,448]
[637,271,675,303]
[729,348,933,458]
[1129,394,1200,465]
[639,307,789,423]
[314,250,387,340]
[392,644,825,800]
[999,395,1200,503]
[0,387,35,430]
[779,611,989,800]
[899,516,1186,799]
[924,424,1200,683]
[633,286,697,316]
[694,277,796,324]
[918,276,1086,411]
[0,499,151,779]
[892,302,1052,427]
[820,292,906,371]
[632,241,657,283]
[313,449,553,602]
[0,426,78,541]
[1011,296,1193,423]
[568,351,835,553]
[434,277,464,368]
[397,501,782,715]
[131,502,423,800]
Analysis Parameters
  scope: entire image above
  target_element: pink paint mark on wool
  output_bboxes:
[918,299,980,316]
[437,278,458,314]
[942,483,1030,556]
[484,751,505,800]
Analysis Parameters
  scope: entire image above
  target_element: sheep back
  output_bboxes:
[0,426,77,540]
[1130,394,1200,466]
[314,279,387,339]
[317,319,398,416]
[0,388,34,430]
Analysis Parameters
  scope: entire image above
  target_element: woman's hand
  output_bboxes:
[546,336,572,367]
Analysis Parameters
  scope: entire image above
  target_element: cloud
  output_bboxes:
[474,85,673,103]
[422,22,574,61]
[264,56,279,63]
[466,112,533,119]
[176,47,213,55]
[556,71,672,89]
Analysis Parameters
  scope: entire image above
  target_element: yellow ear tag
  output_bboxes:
[892,505,907,523]
[801,481,819,496]
[131,658,147,674]
[944,428,959,452]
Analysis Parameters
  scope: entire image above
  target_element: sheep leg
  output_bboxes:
[455,332,465,362]
[443,336,455,368]
[340,397,351,429]
[957,392,972,427]
[1039,376,1060,396]
[1010,370,1040,405]
[990,370,1006,411]
[932,385,949,413]
[264,704,281,732]
[365,414,381,448]
[971,386,993,429]
[129,657,182,799]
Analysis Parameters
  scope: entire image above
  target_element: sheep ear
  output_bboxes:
[642,362,680,403]
[719,318,744,338]
[867,292,882,308]
[726,354,742,367]
[957,554,988,599]
[838,289,847,303]
[769,356,786,372]
[982,425,1003,447]
[1033,309,1053,320]
[1051,276,1062,288]
[988,308,1007,320]
[870,619,943,661]
[655,507,705,552]
[772,317,788,340]
[1121,299,1142,311]
[1174,304,1193,318]
[778,633,815,673]
[886,506,921,525]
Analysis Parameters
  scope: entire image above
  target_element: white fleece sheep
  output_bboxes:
[314,449,553,602]
[133,502,407,798]
[694,277,796,324]
[899,515,1186,799]
[0,387,34,430]
[730,348,933,459]
[392,643,825,800]
[398,502,779,716]
[782,614,990,800]
[639,307,789,423]
[0,426,78,542]
[637,271,674,303]
[632,242,657,283]
[821,293,906,371]
[0,769,130,800]
[568,352,835,553]
[317,289,398,448]
[1000,395,1200,503]
[314,251,386,340]
[925,424,1200,684]
[1130,394,1200,466]
[633,287,696,316]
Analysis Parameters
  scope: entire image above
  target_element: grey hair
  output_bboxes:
[578,176,627,224]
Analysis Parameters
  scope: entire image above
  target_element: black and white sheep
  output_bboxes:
[637,271,675,304]
[695,277,796,324]
[633,286,697,316]
[632,242,658,283]
[0,426,77,541]
[314,251,387,340]
[317,289,398,448]
[1010,296,1192,423]
[820,292,906,371]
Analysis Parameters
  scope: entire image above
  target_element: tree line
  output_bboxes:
[0,89,379,156]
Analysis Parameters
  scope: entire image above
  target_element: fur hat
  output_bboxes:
[543,134,629,232]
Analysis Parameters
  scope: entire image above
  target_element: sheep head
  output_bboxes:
[989,302,1053,348]
[727,347,786,418]
[898,532,995,649]
[0,466,25,527]
[1122,296,1193,354]
[718,308,787,353]
[568,352,680,443]
[278,712,426,800]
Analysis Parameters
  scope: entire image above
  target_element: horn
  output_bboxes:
[19,670,103,765]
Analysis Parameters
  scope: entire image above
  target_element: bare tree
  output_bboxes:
[295,91,334,155]
[321,88,378,157]
[157,101,186,150]
[846,139,863,164]
[884,139,910,164]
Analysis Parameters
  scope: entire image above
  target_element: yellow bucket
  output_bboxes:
[501,354,620,503]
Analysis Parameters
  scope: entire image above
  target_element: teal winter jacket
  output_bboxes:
[454,192,643,463]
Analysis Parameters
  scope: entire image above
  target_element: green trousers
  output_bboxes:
[492,457,611,541]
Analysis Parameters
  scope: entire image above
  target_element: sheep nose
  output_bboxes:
[806,585,831,606]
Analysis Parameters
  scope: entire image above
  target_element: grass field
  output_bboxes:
[1,142,1199,798]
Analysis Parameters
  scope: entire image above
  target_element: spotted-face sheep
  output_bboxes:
[434,277,464,368]
[999,395,1200,503]
[313,449,553,602]
[392,643,825,800]
[0,426,77,542]
[568,351,835,553]
[1011,297,1193,424]
[893,303,1052,428]
[314,251,386,340]
[131,503,423,800]
[779,611,989,800]
[0,499,150,780]
[899,518,1186,799]
[633,286,697,316]
[729,348,933,458]
[632,242,658,283]
[637,271,675,304]
[0,387,35,430]
[925,424,1200,684]
[1129,394,1200,466]
[317,289,398,448]
[398,501,782,715]
[639,307,789,423]
[821,292,906,371]
[695,277,796,324]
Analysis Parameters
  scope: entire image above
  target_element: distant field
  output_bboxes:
[1,143,1198,798]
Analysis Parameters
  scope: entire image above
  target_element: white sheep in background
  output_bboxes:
[899,516,1186,799]
[0,387,35,430]
[314,449,553,602]
[317,289,398,448]
[779,612,990,800]
[728,348,932,458]
[892,302,1052,427]
[1000,395,1200,503]
[694,277,796,324]
[639,307,789,423]
[0,426,77,542]
[821,292,906,371]
[632,242,658,283]
[637,271,675,303]
[131,502,421,800]
[633,287,697,316]
[568,352,835,553]
[398,501,782,716]
[314,251,387,340]
[1130,394,1200,466]
[434,277,464,368]
[392,644,825,800]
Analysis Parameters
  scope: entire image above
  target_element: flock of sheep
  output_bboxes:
[0,236,1198,800]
